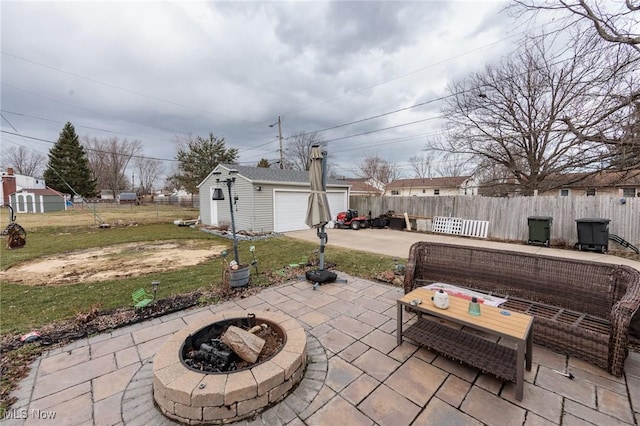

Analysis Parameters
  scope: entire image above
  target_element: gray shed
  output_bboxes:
[198,164,350,233]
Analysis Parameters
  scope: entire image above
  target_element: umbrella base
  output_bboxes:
[305,269,337,285]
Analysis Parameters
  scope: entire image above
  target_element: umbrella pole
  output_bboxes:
[318,225,326,271]
[319,149,328,271]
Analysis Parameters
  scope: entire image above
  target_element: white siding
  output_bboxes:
[199,167,348,232]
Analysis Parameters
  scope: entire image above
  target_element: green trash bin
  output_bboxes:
[527,216,552,247]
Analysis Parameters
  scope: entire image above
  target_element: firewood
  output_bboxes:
[221,325,265,363]
[404,212,412,231]
[247,323,268,334]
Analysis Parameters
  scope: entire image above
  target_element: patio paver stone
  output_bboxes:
[7,271,639,426]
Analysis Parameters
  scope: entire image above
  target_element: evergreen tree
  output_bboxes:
[43,122,97,197]
[171,132,238,194]
[257,158,271,168]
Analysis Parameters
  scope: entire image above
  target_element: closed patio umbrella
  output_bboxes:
[305,146,331,229]
[305,145,336,287]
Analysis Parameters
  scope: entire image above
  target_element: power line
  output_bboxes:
[3,32,622,172]
[0,130,179,163]
[1,109,153,139]
[1,82,187,138]
[1,113,19,132]
[276,29,529,120]
[1,51,259,125]
[245,40,622,157]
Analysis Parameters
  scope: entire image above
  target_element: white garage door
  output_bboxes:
[274,190,347,232]
[326,192,347,220]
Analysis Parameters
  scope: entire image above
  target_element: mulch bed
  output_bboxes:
[0,267,309,411]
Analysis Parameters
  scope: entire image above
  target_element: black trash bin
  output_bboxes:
[527,216,552,247]
[575,218,610,253]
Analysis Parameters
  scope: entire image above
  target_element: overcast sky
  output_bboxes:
[1,0,525,180]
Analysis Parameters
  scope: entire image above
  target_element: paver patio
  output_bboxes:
[4,272,640,426]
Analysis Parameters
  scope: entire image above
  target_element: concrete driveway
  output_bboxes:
[285,228,640,271]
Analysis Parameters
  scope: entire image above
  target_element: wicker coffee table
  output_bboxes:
[398,288,533,400]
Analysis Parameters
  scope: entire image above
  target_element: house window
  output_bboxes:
[391,190,400,195]
[560,189,569,197]
[434,189,440,195]
[585,188,596,196]
[422,189,426,194]
[622,188,637,198]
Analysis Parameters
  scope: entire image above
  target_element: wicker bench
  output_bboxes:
[403,242,640,377]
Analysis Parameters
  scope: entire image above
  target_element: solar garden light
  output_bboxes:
[152,280,160,299]
[250,245,259,274]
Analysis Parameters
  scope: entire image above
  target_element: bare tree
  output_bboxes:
[356,154,399,185]
[439,34,633,195]
[473,160,518,197]
[1,145,45,177]
[408,153,433,179]
[511,1,639,51]
[511,1,640,157]
[84,136,142,195]
[136,157,163,195]
[284,132,325,171]
[433,153,473,178]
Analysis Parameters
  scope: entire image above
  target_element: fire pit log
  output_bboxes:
[221,325,266,363]
[247,323,268,334]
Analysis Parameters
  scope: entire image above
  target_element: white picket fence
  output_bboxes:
[432,216,489,239]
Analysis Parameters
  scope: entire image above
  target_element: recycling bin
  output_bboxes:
[575,218,610,253]
[527,216,552,247]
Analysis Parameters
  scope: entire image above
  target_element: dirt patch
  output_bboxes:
[0,240,225,286]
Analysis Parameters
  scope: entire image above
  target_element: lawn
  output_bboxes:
[0,211,397,336]
[0,207,398,414]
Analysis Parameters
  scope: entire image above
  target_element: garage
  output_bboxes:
[199,164,350,233]
[274,190,347,233]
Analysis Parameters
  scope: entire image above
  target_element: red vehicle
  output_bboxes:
[335,209,368,230]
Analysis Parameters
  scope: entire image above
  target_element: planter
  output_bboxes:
[229,264,251,287]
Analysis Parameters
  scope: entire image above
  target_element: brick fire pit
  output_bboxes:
[152,310,307,424]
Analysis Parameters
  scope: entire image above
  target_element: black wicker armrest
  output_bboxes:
[404,242,422,294]
[608,266,640,376]
[403,261,416,294]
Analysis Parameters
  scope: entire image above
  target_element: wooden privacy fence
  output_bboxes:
[350,195,640,248]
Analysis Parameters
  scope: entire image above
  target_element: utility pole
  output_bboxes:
[277,116,283,169]
[270,116,284,169]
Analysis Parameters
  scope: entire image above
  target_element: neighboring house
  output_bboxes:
[9,188,67,213]
[538,171,640,198]
[1,167,66,213]
[337,178,384,196]
[385,176,477,196]
[171,187,192,198]
[198,164,350,233]
[1,167,47,205]
[99,190,116,200]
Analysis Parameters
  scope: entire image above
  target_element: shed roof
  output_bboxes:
[198,164,350,188]
[13,187,65,197]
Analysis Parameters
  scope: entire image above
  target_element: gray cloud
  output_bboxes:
[1,1,515,179]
